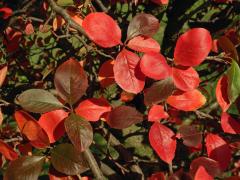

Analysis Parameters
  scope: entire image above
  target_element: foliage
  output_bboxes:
[0,0,239,179]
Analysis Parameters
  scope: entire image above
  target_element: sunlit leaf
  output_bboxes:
[75,98,112,122]
[174,28,212,66]
[148,105,169,122]
[172,66,200,91]
[127,35,160,53]
[167,89,206,111]
[0,65,8,87]
[82,12,122,48]
[140,53,171,80]
[113,49,145,94]
[38,110,68,143]
[149,122,176,164]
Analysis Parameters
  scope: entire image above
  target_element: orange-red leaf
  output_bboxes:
[216,75,230,112]
[127,36,160,53]
[113,49,145,94]
[0,65,8,87]
[148,105,169,122]
[98,60,115,88]
[221,112,240,134]
[75,98,112,122]
[82,12,121,48]
[194,166,213,180]
[0,140,18,161]
[38,110,68,143]
[140,53,171,80]
[174,28,212,67]
[149,122,176,164]
[205,133,231,171]
[167,89,206,111]
[14,111,50,148]
[172,66,200,91]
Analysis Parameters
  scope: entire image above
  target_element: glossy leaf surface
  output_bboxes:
[174,28,212,66]
[113,49,145,94]
[149,122,176,164]
[82,12,121,48]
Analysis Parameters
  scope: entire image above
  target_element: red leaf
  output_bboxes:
[127,36,160,53]
[172,66,200,91]
[205,133,231,171]
[178,125,202,147]
[0,140,18,161]
[148,172,165,180]
[190,157,221,177]
[3,27,22,53]
[75,98,112,122]
[82,12,121,48]
[140,53,171,80]
[25,23,34,35]
[14,111,50,148]
[0,7,13,19]
[98,60,115,88]
[174,28,212,66]
[148,105,169,122]
[0,65,8,88]
[167,89,206,111]
[150,0,169,5]
[221,112,240,134]
[194,166,213,180]
[149,122,176,164]
[216,75,230,112]
[113,49,145,94]
[38,110,68,143]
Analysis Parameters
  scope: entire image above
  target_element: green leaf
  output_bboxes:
[64,113,93,152]
[144,77,175,106]
[16,89,64,113]
[57,0,74,6]
[227,61,240,103]
[54,58,88,105]
[4,156,45,180]
[51,143,88,175]
[107,106,143,129]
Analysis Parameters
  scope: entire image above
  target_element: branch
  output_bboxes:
[46,0,87,37]
[83,149,105,180]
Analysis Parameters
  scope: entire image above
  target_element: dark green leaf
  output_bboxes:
[64,113,93,152]
[127,13,160,40]
[107,106,143,129]
[144,77,175,106]
[16,89,64,113]
[227,61,240,103]
[51,143,88,175]
[54,58,88,105]
[4,156,45,180]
